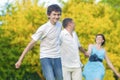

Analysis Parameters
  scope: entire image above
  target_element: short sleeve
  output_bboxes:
[31,26,44,41]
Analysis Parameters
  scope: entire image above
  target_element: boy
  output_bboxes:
[15,4,63,80]
[60,18,87,80]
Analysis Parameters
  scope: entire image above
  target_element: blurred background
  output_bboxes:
[0,0,120,80]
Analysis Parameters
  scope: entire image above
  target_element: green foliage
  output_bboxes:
[0,0,46,80]
[1,0,120,80]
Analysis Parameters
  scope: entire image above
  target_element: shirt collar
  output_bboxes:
[63,29,74,35]
[47,20,58,27]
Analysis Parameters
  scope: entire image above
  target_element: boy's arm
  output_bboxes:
[15,39,36,68]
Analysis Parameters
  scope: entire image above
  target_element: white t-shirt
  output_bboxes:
[32,21,62,58]
[60,29,82,68]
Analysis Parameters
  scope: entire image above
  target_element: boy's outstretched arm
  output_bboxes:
[15,39,36,69]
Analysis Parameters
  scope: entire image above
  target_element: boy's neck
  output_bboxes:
[50,20,57,25]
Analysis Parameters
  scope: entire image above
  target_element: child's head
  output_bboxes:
[62,18,75,30]
[47,4,62,16]
[47,4,62,24]
[95,34,105,46]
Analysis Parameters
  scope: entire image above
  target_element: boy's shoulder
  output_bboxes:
[38,21,50,29]
[57,21,62,24]
[56,21,62,28]
[44,21,62,27]
[41,22,49,27]
[35,22,49,33]
[38,21,62,31]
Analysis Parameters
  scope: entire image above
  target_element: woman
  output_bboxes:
[83,34,120,80]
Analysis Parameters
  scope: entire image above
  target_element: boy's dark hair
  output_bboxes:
[62,18,73,28]
[47,4,62,15]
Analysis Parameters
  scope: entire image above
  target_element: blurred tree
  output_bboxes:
[1,0,120,80]
[0,0,47,80]
[101,0,120,9]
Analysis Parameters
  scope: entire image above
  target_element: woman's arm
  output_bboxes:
[105,53,120,78]
[86,44,93,57]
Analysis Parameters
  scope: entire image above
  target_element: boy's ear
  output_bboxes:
[47,15,50,19]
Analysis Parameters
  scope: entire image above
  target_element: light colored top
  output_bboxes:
[31,21,62,58]
[60,29,82,68]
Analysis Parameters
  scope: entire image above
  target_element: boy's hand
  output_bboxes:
[15,60,21,69]
[116,73,120,78]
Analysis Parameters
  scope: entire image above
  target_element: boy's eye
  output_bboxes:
[53,14,61,16]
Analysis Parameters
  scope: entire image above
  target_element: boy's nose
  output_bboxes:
[55,15,60,18]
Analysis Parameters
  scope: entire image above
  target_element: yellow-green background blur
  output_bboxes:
[0,0,120,80]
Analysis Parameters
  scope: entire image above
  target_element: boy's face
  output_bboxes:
[48,11,61,24]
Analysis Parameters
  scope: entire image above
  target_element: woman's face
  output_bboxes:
[95,35,104,45]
